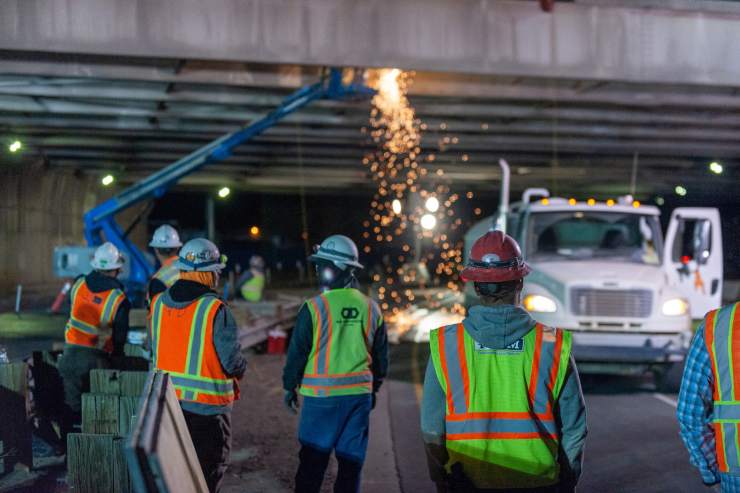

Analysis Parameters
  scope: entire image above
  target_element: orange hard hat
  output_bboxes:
[460,231,531,283]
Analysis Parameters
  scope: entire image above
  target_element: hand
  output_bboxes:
[284,389,299,414]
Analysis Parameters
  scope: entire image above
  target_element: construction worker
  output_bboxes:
[421,231,587,492]
[149,238,246,493]
[147,224,183,303]
[237,255,266,302]
[57,242,130,439]
[282,234,389,493]
[677,301,740,491]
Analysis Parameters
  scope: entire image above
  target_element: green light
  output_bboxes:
[101,174,115,186]
[675,185,687,197]
[218,186,230,198]
[8,140,22,153]
[655,196,665,206]
[709,161,723,174]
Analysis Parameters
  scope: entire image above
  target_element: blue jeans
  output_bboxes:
[298,394,372,463]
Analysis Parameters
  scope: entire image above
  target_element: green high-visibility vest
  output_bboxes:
[704,302,740,474]
[299,288,383,397]
[430,321,572,490]
[240,273,265,302]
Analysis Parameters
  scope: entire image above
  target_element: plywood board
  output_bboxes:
[90,369,148,397]
[68,433,131,493]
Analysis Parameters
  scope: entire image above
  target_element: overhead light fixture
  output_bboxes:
[392,199,402,215]
[675,185,687,197]
[249,225,260,237]
[218,186,230,198]
[709,161,723,174]
[8,140,22,153]
[101,174,115,186]
[425,196,439,213]
[420,214,437,230]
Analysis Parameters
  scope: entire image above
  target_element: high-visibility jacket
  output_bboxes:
[147,257,179,301]
[240,272,265,302]
[299,288,383,398]
[704,302,740,474]
[430,322,572,489]
[150,293,236,407]
[65,277,126,353]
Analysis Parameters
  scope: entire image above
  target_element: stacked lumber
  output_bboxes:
[230,295,302,348]
[0,362,32,476]
[127,371,207,493]
[67,369,148,493]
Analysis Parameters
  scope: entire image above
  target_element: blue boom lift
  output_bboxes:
[56,68,374,302]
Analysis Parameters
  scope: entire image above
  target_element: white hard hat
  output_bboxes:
[175,238,226,272]
[309,235,363,270]
[91,242,125,270]
[149,224,182,248]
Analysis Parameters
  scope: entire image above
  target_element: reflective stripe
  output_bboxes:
[724,422,740,471]
[366,300,379,349]
[185,297,219,375]
[714,404,740,421]
[70,278,84,302]
[68,317,99,335]
[714,309,734,402]
[170,375,234,395]
[150,296,164,362]
[446,416,558,437]
[309,296,331,375]
[301,372,372,387]
[155,262,180,287]
[707,310,721,402]
[101,290,124,326]
[530,325,560,416]
[441,324,468,414]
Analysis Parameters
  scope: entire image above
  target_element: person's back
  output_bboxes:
[422,231,587,492]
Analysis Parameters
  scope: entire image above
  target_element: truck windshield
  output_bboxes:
[526,211,663,265]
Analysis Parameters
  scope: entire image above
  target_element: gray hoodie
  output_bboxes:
[420,304,587,488]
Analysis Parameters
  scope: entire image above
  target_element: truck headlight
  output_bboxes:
[662,298,689,316]
[523,294,557,313]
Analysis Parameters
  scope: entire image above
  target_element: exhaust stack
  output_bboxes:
[494,159,510,233]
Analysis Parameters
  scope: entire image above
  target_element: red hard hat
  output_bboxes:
[460,230,531,283]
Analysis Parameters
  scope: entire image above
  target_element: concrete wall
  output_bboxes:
[0,162,148,304]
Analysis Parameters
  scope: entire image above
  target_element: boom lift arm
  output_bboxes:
[81,68,374,293]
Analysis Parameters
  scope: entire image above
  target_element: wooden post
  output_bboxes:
[0,362,32,474]
[90,369,148,397]
[68,434,131,493]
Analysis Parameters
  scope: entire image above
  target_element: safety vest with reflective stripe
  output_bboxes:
[240,272,265,302]
[430,322,572,490]
[299,288,382,397]
[65,277,126,353]
[704,302,740,474]
[150,293,236,407]
[147,257,179,301]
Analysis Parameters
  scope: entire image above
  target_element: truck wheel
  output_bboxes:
[655,362,684,393]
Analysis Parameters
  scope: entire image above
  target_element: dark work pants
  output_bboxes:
[182,410,232,493]
[57,344,109,442]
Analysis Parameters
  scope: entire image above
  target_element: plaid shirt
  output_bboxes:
[677,318,740,491]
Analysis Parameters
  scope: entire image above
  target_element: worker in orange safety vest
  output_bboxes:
[150,238,246,493]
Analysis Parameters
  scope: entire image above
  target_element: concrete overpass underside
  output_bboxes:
[1,0,739,198]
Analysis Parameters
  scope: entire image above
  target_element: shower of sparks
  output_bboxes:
[361,68,480,330]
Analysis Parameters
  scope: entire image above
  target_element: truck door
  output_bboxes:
[663,208,723,319]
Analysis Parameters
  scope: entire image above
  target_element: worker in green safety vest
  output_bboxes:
[282,234,389,493]
[147,224,183,304]
[422,231,587,492]
[237,255,266,302]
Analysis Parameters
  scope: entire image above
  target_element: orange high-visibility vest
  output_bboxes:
[65,277,126,353]
[704,302,740,474]
[149,293,236,407]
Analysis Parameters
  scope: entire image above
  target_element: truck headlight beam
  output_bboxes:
[662,298,689,316]
[523,294,557,313]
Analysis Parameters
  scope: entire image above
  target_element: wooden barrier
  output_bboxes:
[231,298,301,349]
[0,362,32,475]
[91,369,149,397]
[126,371,207,493]
[68,434,131,493]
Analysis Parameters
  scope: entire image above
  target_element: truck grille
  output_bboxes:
[570,288,653,318]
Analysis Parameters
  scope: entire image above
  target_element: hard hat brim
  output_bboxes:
[149,240,183,248]
[174,260,225,272]
[308,253,364,270]
[460,262,531,283]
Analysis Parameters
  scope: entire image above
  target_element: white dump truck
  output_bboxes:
[465,161,723,390]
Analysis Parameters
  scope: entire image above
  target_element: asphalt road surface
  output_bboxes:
[383,343,711,493]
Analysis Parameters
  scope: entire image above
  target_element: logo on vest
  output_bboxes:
[341,307,360,319]
[475,338,524,354]
[93,296,103,304]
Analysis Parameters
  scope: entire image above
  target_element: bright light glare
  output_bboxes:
[523,294,557,313]
[606,199,615,207]
[709,162,724,174]
[249,226,260,236]
[587,198,596,206]
[218,187,230,198]
[101,174,114,186]
[420,213,437,230]
[656,196,665,206]
[392,199,402,215]
[377,68,402,106]
[662,298,688,316]
[425,196,439,212]
[632,200,640,208]
[675,185,687,196]
[8,140,22,153]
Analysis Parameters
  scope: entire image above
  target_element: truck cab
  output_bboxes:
[465,189,723,390]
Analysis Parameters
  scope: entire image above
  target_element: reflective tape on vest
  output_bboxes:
[309,295,332,376]
[714,404,740,421]
[68,317,100,335]
[301,372,372,388]
[170,374,234,395]
[445,414,558,439]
